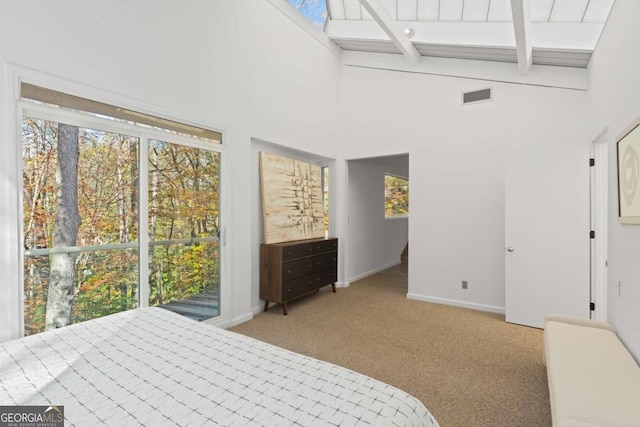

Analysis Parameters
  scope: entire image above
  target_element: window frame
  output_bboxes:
[284,0,329,30]
[8,75,230,338]
[384,172,409,220]
[265,0,340,55]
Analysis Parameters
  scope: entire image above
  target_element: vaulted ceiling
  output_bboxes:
[323,0,614,71]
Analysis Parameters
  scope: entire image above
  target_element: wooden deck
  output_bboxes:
[158,292,219,321]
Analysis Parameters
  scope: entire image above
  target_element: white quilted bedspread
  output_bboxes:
[0,307,439,427]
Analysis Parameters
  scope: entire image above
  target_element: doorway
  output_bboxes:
[346,154,409,283]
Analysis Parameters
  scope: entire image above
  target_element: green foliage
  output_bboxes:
[150,242,219,306]
[22,119,221,335]
[385,175,409,217]
[323,167,329,233]
[72,250,138,323]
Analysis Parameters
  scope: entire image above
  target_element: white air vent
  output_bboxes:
[462,88,492,105]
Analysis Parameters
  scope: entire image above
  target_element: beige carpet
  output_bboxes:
[231,266,551,427]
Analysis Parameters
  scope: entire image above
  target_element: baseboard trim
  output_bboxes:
[229,311,255,327]
[335,281,350,288]
[348,260,401,283]
[201,316,228,328]
[406,293,505,315]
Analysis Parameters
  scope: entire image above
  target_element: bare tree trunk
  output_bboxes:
[117,137,128,243]
[150,148,159,304]
[156,261,163,304]
[129,141,138,240]
[45,124,81,331]
[150,148,159,242]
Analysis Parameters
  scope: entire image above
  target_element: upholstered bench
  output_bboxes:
[544,315,640,427]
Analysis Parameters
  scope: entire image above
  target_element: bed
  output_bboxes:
[0,307,439,426]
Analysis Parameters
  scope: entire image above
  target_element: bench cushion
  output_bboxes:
[544,317,640,427]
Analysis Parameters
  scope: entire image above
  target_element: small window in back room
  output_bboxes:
[385,174,409,218]
[322,166,329,236]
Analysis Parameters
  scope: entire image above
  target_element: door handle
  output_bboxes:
[507,247,515,253]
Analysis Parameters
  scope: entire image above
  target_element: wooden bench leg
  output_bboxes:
[282,302,288,315]
[331,283,336,293]
[264,300,269,312]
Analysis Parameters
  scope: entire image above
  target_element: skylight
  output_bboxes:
[324,0,615,70]
[286,0,328,29]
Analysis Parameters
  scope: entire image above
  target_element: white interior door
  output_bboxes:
[505,143,590,328]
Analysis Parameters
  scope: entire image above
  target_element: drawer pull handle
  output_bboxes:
[308,248,313,252]
[308,264,312,268]
[287,251,292,255]
[287,270,291,274]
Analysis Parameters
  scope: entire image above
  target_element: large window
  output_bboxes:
[385,174,409,218]
[21,85,224,335]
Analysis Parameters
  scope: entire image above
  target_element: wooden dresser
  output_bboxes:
[260,237,338,315]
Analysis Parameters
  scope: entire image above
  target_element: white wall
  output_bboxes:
[0,0,341,340]
[0,0,613,345]
[587,0,640,361]
[337,66,589,312]
[347,155,408,281]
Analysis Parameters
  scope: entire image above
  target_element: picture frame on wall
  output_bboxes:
[259,152,325,244]
[617,117,640,224]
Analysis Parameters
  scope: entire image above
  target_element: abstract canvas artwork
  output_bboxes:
[617,118,640,224]
[259,152,325,243]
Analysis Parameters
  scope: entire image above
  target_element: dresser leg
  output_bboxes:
[331,283,336,293]
[283,302,288,316]
[264,300,269,312]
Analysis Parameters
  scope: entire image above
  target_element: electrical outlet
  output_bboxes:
[462,280,468,290]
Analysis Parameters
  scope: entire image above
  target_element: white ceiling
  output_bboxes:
[324,0,615,68]
[327,0,613,23]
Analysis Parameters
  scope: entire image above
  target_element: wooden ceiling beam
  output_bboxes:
[358,0,421,64]
[510,0,533,75]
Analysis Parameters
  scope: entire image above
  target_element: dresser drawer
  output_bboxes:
[314,252,337,272]
[314,239,338,254]
[282,258,314,281]
[261,237,338,315]
[282,276,314,300]
[316,269,337,287]
[282,242,315,261]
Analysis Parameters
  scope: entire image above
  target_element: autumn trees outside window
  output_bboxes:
[384,174,409,218]
[147,141,221,308]
[21,86,224,335]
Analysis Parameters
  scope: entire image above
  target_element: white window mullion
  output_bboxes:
[138,135,150,308]
[219,149,229,323]
[15,102,26,338]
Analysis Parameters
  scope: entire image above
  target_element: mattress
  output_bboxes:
[1,307,439,426]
